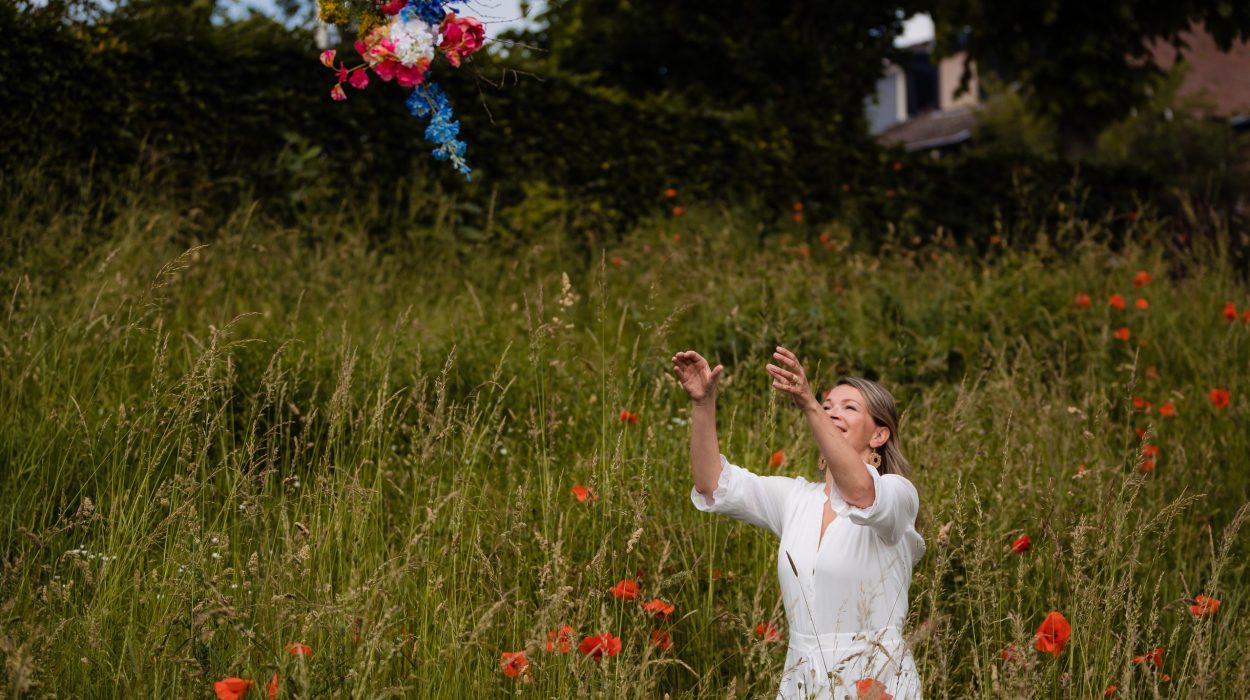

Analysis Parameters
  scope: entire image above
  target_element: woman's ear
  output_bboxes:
[871,427,890,449]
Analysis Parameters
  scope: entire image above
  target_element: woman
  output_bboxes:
[672,346,924,699]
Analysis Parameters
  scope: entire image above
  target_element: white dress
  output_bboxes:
[691,454,926,699]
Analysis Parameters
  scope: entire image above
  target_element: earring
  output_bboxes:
[868,449,882,468]
[819,456,828,472]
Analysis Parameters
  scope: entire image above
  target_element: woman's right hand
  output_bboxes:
[671,351,724,406]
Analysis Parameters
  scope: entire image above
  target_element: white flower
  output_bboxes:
[211,552,221,560]
[390,17,437,68]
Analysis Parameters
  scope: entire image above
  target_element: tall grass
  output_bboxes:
[1,178,1247,699]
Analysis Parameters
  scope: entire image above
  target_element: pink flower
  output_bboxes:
[395,60,430,87]
[336,66,349,83]
[439,13,486,68]
[319,49,336,68]
[379,0,406,14]
[372,60,399,82]
[330,83,347,101]
[349,69,369,90]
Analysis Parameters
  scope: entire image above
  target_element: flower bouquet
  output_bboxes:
[318,0,486,179]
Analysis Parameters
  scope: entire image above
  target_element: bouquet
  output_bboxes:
[318,0,486,179]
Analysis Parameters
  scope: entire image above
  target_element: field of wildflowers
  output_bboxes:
[1,183,1247,698]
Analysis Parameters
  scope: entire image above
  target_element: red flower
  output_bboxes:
[1109,294,1126,311]
[1140,459,1156,473]
[642,599,675,617]
[1133,271,1152,287]
[1132,646,1164,667]
[1158,402,1176,417]
[1223,302,1238,321]
[1073,292,1092,309]
[885,189,896,199]
[1208,388,1230,409]
[571,485,598,503]
[1242,309,1250,324]
[1112,327,1131,341]
[754,622,781,641]
[1011,534,1031,554]
[1191,595,1220,617]
[1105,684,1117,696]
[1034,611,1071,656]
[546,625,575,653]
[1135,297,1149,310]
[1132,396,1149,410]
[1141,444,1160,458]
[609,579,640,601]
[285,642,311,657]
[267,673,279,700]
[610,256,624,269]
[500,650,529,677]
[892,161,903,172]
[1134,427,1147,440]
[329,83,347,102]
[998,643,1017,662]
[619,409,639,425]
[214,678,255,700]
[792,213,804,224]
[671,206,685,217]
[663,188,678,198]
[578,633,622,660]
[649,629,673,651]
[378,0,405,14]
[855,678,893,700]
[793,201,804,212]
[989,234,1003,246]
[1145,366,1159,382]
[348,68,369,90]
[768,450,785,468]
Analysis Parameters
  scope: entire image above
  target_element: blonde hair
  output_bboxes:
[833,376,913,480]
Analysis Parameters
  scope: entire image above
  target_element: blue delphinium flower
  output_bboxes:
[409,0,449,26]
[406,83,471,180]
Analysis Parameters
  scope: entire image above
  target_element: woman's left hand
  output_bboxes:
[767,346,819,410]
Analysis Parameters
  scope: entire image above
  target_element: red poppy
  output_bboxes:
[1223,302,1238,321]
[619,409,639,425]
[1243,309,1250,324]
[267,673,279,700]
[989,235,1003,246]
[855,677,893,700]
[546,625,576,653]
[1104,685,1117,696]
[671,206,685,217]
[663,187,678,198]
[1161,674,1171,683]
[1011,534,1031,554]
[1158,402,1176,417]
[1190,595,1220,617]
[998,643,1017,662]
[1133,646,1164,667]
[610,256,624,269]
[1034,611,1071,656]
[793,201,804,212]
[754,622,781,641]
[1208,388,1230,409]
[769,450,785,468]
[500,650,529,677]
[609,579,640,601]
[577,633,622,660]
[1135,297,1149,310]
[649,629,673,651]
[1133,271,1152,287]
[1109,294,1127,311]
[1132,396,1149,410]
[214,678,255,700]
[642,599,675,617]
[1140,459,1156,473]
[1073,293,1092,309]
[1141,444,1160,457]
[1134,427,1147,440]
[1112,327,1131,341]
[285,642,311,657]
[892,161,903,172]
[792,213,804,224]
[571,485,598,503]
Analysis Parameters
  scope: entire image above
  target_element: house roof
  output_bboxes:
[876,105,979,151]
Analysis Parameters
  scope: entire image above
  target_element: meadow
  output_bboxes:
[1,179,1248,699]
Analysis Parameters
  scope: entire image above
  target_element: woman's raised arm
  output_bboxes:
[671,350,724,496]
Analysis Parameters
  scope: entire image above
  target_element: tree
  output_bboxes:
[930,0,1250,158]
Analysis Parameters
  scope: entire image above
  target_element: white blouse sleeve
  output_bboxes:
[830,464,920,546]
[689,454,796,537]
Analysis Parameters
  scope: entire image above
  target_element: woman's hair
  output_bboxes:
[834,376,913,480]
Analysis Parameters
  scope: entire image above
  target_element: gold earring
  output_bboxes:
[868,449,882,468]
[819,456,828,472]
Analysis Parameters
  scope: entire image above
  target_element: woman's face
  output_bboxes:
[821,384,888,457]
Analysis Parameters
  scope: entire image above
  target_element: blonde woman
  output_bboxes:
[672,346,924,699]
